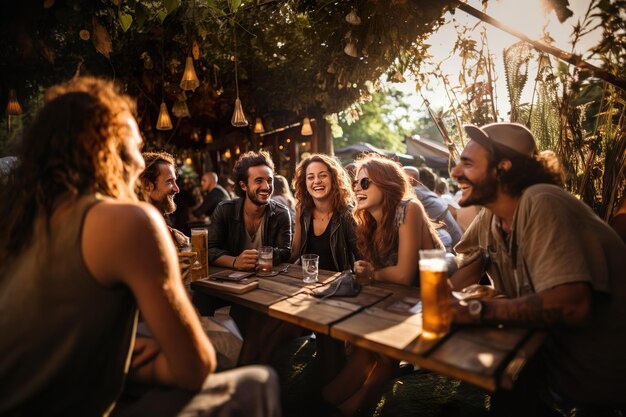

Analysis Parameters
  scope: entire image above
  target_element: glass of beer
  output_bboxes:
[419,249,451,339]
[257,246,273,275]
[190,228,208,279]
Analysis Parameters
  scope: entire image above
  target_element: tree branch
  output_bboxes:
[456,2,626,92]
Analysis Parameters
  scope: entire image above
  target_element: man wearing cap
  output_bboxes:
[449,122,626,415]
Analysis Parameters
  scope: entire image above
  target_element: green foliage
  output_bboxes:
[332,87,436,153]
[503,42,531,123]
[334,91,408,153]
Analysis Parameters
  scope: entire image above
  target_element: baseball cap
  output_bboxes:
[464,122,537,158]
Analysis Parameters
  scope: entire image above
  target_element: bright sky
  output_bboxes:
[385,0,602,123]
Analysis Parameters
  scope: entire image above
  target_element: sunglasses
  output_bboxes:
[352,177,372,190]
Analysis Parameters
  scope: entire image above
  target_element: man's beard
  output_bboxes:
[153,194,177,215]
[456,174,498,207]
[247,188,272,206]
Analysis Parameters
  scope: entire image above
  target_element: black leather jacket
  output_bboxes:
[208,197,292,265]
[297,207,359,272]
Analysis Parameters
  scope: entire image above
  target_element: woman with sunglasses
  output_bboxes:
[322,154,442,416]
[291,154,358,272]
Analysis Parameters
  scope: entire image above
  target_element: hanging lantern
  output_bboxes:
[301,117,313,136]
[171,93,190,118]
[6,89,23,131]
[231,98,248,127]
[230,28,248,127]
[156,101,173,130]
[205,131,214,144]
[223,149,232,160]
[253,117,265,133]
[235,146,241,155]
[180,56,200,92]
[6,89,23,116]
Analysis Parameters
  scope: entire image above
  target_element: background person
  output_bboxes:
[450,122,626,416]
[403,165,462,252]
[192,171,231,220]
[322,154,442,417]
[0,77,279,417]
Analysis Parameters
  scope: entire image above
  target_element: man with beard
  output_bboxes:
[208,150,291,270]
[450,122,626,416]
[139,152,189,249]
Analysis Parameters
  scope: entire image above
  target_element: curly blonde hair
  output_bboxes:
[293,153,354,214]
[0,76,138,259]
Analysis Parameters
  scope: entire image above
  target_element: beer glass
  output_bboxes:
[190,228,208,279]
[419,249,451,339]
[257,246,273,275]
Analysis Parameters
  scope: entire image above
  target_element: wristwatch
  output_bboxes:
[468,299,483,323]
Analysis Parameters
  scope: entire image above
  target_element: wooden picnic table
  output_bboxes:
[191,264,546,392]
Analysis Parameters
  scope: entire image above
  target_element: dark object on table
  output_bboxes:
[313,270,361,298]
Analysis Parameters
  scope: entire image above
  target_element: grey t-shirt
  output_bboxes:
[455,184,626,404]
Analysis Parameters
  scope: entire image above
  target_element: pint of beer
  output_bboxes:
[191,228,209,279]
[419,249,450,339]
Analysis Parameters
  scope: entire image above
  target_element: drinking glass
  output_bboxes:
[301,254,319,283]
[419,249,451,339]
[191,228,208,279]
[257,246,273,275]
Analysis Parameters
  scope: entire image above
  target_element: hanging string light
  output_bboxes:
[253,117,265,133]
[301,117,313,136]
[6,89,23,130]
[172,92,191,118]
[156,37,173,131]
[180,56,200,91]
[180,0,200,92]
[156,100,173,130]
[231,28,248,127]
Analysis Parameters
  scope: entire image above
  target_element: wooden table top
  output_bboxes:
[191,264,546,392]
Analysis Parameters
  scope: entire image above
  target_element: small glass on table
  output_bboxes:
[301,254,319,283]
[257,246,273,275]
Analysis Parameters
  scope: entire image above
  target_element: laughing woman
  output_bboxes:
[322,154,442,416]
[291,154,358,272]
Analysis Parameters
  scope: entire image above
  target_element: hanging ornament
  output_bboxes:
[253,117,265,134]
[231,98,248,127]
[345,10,362,25]
[6,89,23,131]
[180,55,200,91]
[344,41,358,58]
[6,89,23,116]
[171,93,190,118]
[301,117,313,136]
[156,100,173,130]
[231,29,248,127]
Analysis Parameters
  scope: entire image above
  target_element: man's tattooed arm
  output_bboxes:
[481,282,593,327]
